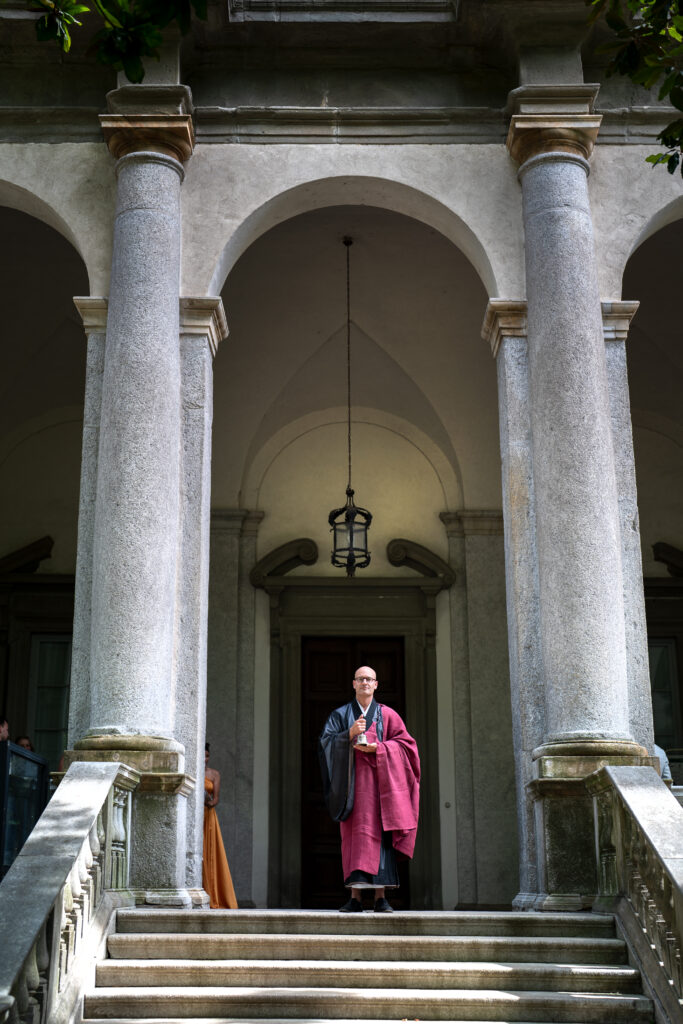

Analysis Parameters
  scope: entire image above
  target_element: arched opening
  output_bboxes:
[207,200,516,909]
[623,216,683,781]
[0,204,89,770]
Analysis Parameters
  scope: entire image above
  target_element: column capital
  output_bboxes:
[481,299,527,359]
[241,510,266,539]
[100,113,194,163]
[73,296,108,333]
[601,300,640,343]
[506,84,602,166]
[440,510,504,537]
[180,297,229,357]
[211,509,248,537]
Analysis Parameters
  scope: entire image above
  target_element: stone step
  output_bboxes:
[114,909,618,939]
[83,1019,638,1024]
[107,932,628,964]
[83,985,654,1022]
[95,958,641,993]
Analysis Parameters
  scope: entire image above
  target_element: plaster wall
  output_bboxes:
[0,144,114,294]
[254,421,449,575]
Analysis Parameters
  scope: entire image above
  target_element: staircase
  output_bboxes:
[83,908,654,1023]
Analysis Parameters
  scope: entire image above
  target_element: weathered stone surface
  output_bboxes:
[88,152,183,741]
[69,297,107,749]
[520,148,631,748]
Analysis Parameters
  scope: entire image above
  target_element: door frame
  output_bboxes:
[261,569,449,908]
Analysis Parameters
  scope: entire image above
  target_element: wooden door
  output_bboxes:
[300,636,408,908]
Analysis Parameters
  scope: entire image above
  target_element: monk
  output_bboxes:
[318,665,420,913]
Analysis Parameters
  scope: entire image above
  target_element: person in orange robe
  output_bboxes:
[203,742,238,908]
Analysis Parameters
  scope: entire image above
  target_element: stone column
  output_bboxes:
[69,297,107,749]
[507,86,652,908]
[482,300,544,909]
[66,90,197,902]
[602,301,654,752]
[176,299,228,901]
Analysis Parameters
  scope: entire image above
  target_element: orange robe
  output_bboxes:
[202,777,238,909]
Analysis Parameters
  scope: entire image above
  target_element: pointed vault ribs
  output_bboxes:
[83,909,655,1024]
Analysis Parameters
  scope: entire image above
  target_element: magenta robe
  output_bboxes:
[340,705,420,879]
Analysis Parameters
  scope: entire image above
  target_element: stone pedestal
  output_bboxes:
[506,86,652,907]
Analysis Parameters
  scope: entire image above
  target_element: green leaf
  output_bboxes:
[122,53,144,82]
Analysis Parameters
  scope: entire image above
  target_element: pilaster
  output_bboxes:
[236,510,266,906]
[177,297,227,901]
[207,510,248,896]
[482,299,544,909]
[440,510,515,907]
[69,298,107,750]
[602,301,654,753]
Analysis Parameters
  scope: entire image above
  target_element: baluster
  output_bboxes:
[89,820,102,906]
[59,880,74,988]
[15,949,39,1024]
[78,838,92,926]
[34,922,50,1023]
[111,786,128,888]
[68,862,83,948]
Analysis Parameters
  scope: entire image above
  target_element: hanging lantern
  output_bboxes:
[328,238,372,577]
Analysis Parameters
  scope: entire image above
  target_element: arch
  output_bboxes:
[239,406,464,511]
[0,180,85,268]
[628,195,683,265]
[207,176,498,298]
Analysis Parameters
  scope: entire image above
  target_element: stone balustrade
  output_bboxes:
[0,761,140,1024]
[587,765,683,1017]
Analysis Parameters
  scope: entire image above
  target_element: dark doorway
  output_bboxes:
[300,635,409,909]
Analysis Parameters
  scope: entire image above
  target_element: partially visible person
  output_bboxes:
[14,736,34,752]
[0,719,9,741]
[654,743,673,783]
[203,742,238,909]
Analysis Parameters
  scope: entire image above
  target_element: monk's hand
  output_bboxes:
[355,742,377,753]
[349,715,366,741]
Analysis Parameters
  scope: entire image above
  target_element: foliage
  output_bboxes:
[32,0,207,82]
[587,0,683,175]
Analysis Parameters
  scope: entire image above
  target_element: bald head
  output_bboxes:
[352,666,377,707]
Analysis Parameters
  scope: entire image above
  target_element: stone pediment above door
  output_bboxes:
[250,536,455,593]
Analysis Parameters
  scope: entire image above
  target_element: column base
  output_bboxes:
[130,888,193,908]
[528,749,657,910]
[187,887,211,908]
[532,892,592,912]
[512,891,540,911]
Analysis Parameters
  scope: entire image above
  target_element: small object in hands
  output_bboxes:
[356,731,368,746]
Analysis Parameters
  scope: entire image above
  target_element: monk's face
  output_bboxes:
[353,666,378,703]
